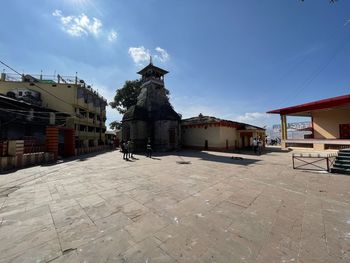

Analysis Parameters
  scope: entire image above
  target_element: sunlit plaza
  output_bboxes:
[0,148,349,262]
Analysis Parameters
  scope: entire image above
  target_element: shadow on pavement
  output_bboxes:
[232,146,291,157]
[176,150,260,166]
[41,149,115,167]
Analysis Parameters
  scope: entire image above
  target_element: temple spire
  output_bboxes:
[150,55,153,65]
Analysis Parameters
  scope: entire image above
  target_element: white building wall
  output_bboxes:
[219,127,238,149]
[182,126,220,148]
[313,108,350,139]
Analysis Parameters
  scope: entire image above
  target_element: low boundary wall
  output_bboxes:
[0,152,55,172]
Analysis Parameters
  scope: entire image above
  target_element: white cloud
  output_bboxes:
[52,9,117,42]
[235,112,270,127]
[128,46,170,65]
[107,30,118,42]
[345,18,350,26]
[154,47,170,62]
[52,9,102,37]
[128,46,151,65]
[52,9,62,17]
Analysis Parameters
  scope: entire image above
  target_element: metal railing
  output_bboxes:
[3,73,79,83]
[292,152,338,172]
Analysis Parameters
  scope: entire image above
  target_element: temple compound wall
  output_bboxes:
[181,115,265,151]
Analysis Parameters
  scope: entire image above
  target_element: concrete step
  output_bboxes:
[338,152,350,157]
[334,159,350,165]
[339,148,350,152]
[336,155,350,161]
[331,167,350,175]
[333,163,350,169]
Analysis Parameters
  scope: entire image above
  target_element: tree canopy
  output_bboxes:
[109,121,122,130]
[110,80,142,114]
[110,79,170,115]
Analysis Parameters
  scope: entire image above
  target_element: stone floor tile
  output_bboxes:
[113,237,175,263]
[159,227,212,262]
[56,221,99,251]
[125,212,168,242]
[76,193,105,208]
[226,187,264,208]
[256,240,298,263]
[1,205,52,229]
[49,250,79,263]
[76,229,135,263]
[0,224,58,260]
[0,238,61,263]
[210,200,245,219]
[94,212,133,232]
[82,201,122,222]
[121,200,150,222]
[49,198,79,212]
[51,204,94,228]
[0,149,349,262]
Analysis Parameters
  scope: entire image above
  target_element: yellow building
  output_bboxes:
[181,115,265,151]
[0,73,107,147]
[267,94,350,150]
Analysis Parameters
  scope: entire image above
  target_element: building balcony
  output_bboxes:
[284,139,350,151]
[77,97,87,107]
[76,131,89,137]
[141,78,164,87]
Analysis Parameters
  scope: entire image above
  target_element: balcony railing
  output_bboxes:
[285,139,350,150]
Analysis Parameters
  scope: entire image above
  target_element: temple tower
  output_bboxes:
[122,61,181,151]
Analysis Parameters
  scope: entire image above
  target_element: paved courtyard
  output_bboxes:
[0,148,349,262]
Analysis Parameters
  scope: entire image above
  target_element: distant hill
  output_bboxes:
[268,121,312,139]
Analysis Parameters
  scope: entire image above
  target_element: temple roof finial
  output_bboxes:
[150,55,153,65]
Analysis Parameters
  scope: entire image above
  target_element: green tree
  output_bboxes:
[109,121,122,130]
[110,79,170,114]
[110,80,142,114]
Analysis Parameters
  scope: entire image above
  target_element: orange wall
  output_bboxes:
[313,108,350,139]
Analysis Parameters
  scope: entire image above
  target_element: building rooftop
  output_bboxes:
[182,114,265,130]
[1,72,107,102]
[137,62,169,76]
[267,93,350,116]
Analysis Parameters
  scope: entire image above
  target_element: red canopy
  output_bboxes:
[267,94,350,116]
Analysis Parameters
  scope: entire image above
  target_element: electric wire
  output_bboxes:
[0,107,72,115]
[273,29,350,109]
[0,59,79,108]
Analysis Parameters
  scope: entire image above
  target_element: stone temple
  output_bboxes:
[122,61,181,151]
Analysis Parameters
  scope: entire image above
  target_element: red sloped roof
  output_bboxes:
[267,94,350,115]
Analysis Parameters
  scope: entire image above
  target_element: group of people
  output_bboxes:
[120,140,134,160]
[252,137,263,155]
[120,139,153,160]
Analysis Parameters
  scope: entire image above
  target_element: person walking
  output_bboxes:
[146,139,152,158]
[129,140,134,158]
[257,137,262,155]
[253,138,258,154]
[123,141,128,160]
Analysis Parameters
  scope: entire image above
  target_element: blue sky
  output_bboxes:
[1,0,350,128]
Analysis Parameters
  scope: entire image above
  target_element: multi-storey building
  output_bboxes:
[0,72,107,147]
